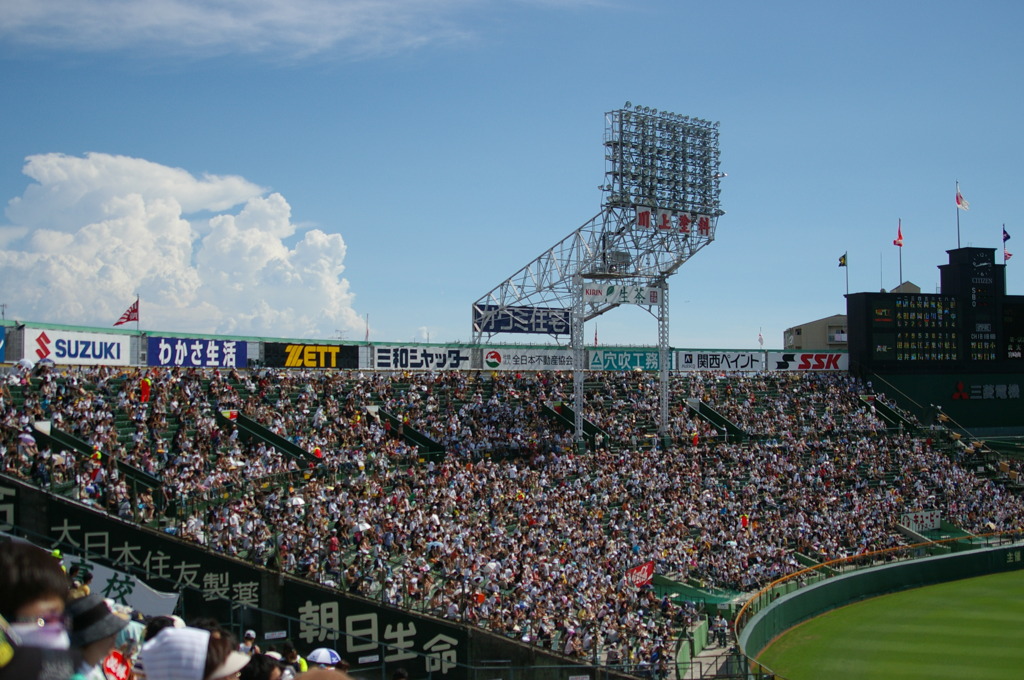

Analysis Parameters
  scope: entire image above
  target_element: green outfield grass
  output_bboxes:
[756,569,1024,680]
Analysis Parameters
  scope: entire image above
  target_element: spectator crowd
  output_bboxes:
[3,362,1023,676]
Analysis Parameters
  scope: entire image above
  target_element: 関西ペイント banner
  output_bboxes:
[675,351,765,372]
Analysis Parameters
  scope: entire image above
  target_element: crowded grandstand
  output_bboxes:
[3,348,1022,677]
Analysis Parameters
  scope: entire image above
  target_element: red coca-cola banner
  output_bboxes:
[625,560,655,588]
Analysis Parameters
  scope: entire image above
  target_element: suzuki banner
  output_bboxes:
[25,329,132,366]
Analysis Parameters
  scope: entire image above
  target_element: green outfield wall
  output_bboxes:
[739,543,1024,661]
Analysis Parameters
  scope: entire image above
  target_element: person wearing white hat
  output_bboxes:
[139,626,250,680]
[238,629,261,655]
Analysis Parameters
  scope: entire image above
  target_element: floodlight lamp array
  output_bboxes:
[603,104,722,215]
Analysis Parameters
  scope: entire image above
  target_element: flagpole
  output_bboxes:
[135,294,140,332]
[956,180,961,248]
[898,220,903,286]
[845,256,849,296]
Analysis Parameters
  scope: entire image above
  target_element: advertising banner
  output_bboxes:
[56,546,179,616]
[583,284,661,306]
[263,342,358,369]
[588,348,661,371]
[147,336,247,368]
[481,347,574,370]
[768,352,849,371]
[676,351,765,372]
[472,304,571,335]
[25,329,131,366]
[624,560,655,588]
[900,510,941,532]
[636,207,714,236]
[0,482,258,625]
[373,346,471,370]
[285,579,468,678]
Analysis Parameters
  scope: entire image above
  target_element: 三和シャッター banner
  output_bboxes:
[373,346,471,370]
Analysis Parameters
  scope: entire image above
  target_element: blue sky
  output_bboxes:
[1,0,1022,349]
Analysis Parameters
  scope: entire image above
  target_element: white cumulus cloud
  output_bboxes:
[0,152,361,338]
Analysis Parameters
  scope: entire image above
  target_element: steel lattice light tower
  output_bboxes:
[472,103,724,443]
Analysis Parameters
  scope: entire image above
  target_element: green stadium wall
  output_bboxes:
[739,543,1024,662]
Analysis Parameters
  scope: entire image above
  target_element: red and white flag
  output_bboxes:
[893,220,904,247]
[624,560,655,588]
[956,183,970,211]
[1005,249,1013,262]
[114,299,139,326]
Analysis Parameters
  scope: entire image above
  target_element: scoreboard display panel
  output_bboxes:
[868,294,958,362]
[1004,300,1024,360]
[847,249,1024,374]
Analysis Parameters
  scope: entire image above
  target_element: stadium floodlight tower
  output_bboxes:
[472,103,724,444]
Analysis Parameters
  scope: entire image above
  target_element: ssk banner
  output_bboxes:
[768,352,849,371]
